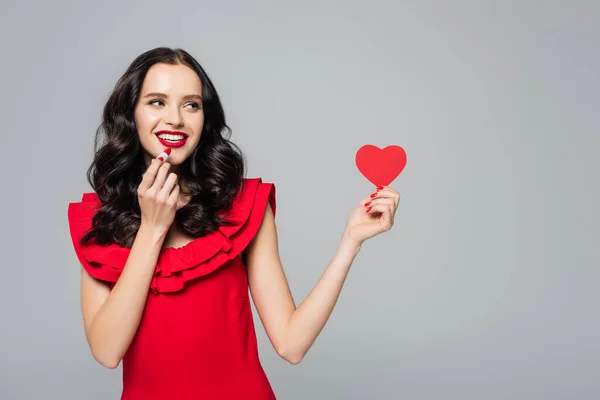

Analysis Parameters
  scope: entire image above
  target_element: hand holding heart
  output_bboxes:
[344,185,401,245]
[343,145,406,245]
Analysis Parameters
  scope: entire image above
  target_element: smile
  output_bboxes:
[155,131,188,148]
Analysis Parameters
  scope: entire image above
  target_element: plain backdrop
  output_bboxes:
[1,1,598,399]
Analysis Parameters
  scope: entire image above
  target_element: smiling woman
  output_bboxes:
[68,47,277,399]
[67,46,400,400]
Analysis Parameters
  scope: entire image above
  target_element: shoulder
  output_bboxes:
[68,192,101,216]
[241,177,275,193]
[235,177,276,218]
[67,192,102,234]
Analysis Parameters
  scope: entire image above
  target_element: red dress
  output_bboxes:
[67,177,277,399]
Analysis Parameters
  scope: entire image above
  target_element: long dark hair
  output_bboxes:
[80,47,246,248]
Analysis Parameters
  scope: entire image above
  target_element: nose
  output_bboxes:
[164,106,183,127]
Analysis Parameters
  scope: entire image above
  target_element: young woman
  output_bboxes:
[67,47,400,399]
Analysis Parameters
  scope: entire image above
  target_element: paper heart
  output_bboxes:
[355,144,407,186]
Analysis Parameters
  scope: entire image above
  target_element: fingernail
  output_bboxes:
[377,185,384,190]
[366,206,372,213]
[370,193,377,198]
[365,201,371,207]
[157,156,164,162]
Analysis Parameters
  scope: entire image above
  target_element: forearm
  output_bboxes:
[281,232,362,363]
[88,224,165,368]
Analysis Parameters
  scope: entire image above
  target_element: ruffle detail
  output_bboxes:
[67,178,276,294]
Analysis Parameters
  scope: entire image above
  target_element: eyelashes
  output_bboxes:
[148,99,201,110]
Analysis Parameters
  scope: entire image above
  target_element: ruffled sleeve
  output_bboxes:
[67,177,276,294]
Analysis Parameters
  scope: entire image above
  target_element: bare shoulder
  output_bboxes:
[246,201,278,259]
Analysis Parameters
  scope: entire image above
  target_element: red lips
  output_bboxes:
[155,130,189,148]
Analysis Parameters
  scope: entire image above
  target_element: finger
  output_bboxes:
[381,205,394,229]
[370,188,400,208]
[363,185,393,204]
[361,194,374,206]
[366,197,394,205]
[139,158,162,191]
[158,173,178,202]
[150,162,172,192]
[364,197,394,209]
[367,204,394,228]
[176,187,190,211]
[377,185,399,194]
[372,187,399,199]
[168,181,180,205]
[365,202,387,214]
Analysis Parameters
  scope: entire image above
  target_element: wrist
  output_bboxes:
[341,230,363,253]
[138,222,168,244]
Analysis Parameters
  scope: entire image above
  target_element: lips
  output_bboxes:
[155,130,188,148]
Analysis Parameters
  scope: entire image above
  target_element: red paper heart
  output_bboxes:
[355,144,407,186]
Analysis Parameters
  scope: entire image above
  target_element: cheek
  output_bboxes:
[187,113,205,134]
[135,108,160,130]
[197,114,205,131]
[141,114,161,128]
[135,114,160,148]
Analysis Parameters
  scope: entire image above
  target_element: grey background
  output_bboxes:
[1,0,598,399]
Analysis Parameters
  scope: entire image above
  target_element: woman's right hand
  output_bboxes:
[137,158,180,235]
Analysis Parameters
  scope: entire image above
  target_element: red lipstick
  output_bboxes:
[155,130,188,148]
[157,147,171,162]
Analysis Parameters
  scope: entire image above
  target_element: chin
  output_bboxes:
[163,149,191,165]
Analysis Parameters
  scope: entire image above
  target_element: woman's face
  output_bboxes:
[134,62,204,169]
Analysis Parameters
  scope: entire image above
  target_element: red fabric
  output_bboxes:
[68,178,277,399]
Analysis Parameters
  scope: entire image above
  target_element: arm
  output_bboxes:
[246,185,400,364]
[81,224,166,369]
[245,202,361,365]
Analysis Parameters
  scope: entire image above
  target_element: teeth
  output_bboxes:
[158,134,185,141]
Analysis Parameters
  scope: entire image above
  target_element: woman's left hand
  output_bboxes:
[343,186,401,246]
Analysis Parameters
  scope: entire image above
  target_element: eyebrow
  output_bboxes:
[143,92,203,101]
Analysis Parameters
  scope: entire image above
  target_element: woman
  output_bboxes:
[67,47,400,399]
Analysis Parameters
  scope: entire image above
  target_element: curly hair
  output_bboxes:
[79,47,246,248]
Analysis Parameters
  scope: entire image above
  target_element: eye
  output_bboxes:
[149,99,164,107]
[185,102,200,109]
